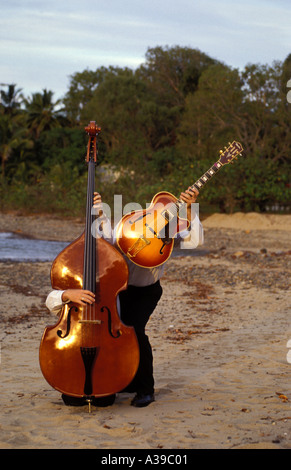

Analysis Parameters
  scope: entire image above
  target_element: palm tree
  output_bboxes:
[0,84,22,115]
[0,84,29,178]
[23,89,67,139]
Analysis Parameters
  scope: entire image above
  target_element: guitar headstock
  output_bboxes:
[218,141,243,165]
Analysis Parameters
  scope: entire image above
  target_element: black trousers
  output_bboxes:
[119,280,163,395]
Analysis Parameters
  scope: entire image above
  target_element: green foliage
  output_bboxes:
[0,46,290,217]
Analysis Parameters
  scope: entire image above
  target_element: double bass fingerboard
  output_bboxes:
[83,159,96,294]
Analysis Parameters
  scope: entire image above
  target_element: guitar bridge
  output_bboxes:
[127,235,151,258]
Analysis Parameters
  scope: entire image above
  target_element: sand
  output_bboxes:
[0,211,290,450]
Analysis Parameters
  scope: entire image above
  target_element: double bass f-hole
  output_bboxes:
[57,305,77,339]
[101,306,121,338]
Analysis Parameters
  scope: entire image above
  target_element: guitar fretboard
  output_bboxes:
[174,160,223,210]
[154,141,243,220]
[192,161,222,191]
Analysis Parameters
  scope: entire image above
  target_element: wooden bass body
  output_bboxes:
[39,233,140,397]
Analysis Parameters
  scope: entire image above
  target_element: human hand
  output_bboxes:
[93,191,103,217]
[179,187,199,206]
[179,187,199,222]
[62,289,95,306]
[93,191,102,207]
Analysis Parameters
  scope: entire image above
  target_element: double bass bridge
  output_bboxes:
[79,319,102,324]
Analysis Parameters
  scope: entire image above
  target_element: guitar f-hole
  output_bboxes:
[160,238,172,255]
[129,212,150,225]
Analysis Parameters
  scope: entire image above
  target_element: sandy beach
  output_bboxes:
[0,211,290,450]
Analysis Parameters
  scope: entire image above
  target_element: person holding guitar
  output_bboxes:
[44,140,243,408]
[45,187,204,407]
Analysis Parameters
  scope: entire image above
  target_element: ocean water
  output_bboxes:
[0,232,69,262]
[0,232,208,262]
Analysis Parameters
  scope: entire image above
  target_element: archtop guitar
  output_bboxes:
[116,141,243,268]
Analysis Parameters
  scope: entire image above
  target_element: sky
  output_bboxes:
[1,0,291,100]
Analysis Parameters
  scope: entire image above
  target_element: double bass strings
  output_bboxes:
[82,159,97,344]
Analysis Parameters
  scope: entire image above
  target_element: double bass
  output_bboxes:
[39,122,139,408]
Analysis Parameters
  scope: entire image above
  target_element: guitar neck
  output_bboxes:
[176,160,223,207]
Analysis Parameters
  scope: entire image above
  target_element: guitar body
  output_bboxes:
[116,191,189,268]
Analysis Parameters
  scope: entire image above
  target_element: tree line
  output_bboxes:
[1,46,290,217]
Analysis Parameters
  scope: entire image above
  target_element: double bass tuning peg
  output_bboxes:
[85,121,101,136]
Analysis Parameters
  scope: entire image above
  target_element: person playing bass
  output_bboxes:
[46,185,203,408]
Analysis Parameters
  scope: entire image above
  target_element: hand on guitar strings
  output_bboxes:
[179,187,199,221]
[179,186,199,204]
